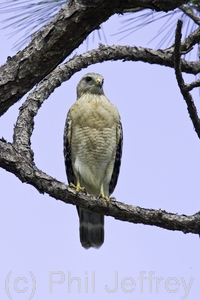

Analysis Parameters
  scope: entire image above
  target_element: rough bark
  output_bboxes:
[0,34,198,236]
[1,139,200,235]
[1,1,200,237]
[0,0,188,116]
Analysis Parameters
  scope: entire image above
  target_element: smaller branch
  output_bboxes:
[174,20,200,139]
[166,21,200,55]
[185,79,200,91]
[174,20,185,91]
[180,5,200,26]
[181,26,200,53]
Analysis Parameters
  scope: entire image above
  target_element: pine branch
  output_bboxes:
[0,39,196,236]
[1,0,200,239]
[0,0,190,117]
[12,44,200,161]
[1,139,200,235]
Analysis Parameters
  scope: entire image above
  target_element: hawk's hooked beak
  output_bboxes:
[95,78,103,88]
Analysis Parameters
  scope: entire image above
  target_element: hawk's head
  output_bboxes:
[77,73,104,98]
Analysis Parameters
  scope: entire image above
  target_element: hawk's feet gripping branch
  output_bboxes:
[70,182,86,193]
[99,184,114,201]
[99,194,115,201]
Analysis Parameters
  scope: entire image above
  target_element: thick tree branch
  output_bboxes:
[174,20,200,139]
[0,0,189,116]
[13,42,200,161]
[12,43,200,139]
[2,3,200,241]
[12,43,200,159]
[0,139,200,235]
[3,41,200,237]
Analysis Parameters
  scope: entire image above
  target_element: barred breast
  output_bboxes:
[69,93,120,196]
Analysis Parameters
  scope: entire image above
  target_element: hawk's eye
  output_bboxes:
[85,76,92,82]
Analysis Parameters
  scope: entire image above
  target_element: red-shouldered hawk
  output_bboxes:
[64,73,123,249]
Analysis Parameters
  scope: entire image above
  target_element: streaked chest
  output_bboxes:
[69,94,119,129]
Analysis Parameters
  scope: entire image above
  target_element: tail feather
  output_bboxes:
[77,207,104,249]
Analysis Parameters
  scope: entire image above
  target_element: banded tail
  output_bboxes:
[77,207,104,249]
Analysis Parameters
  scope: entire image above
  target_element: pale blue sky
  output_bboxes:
[0,8,199,300]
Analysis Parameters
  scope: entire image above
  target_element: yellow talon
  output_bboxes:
[70,182,85,192]
[103,195,110,201]
[100,184,111,201]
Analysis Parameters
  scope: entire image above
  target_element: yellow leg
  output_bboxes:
[100,184,110,201]
[70,175,85,192]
